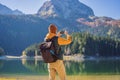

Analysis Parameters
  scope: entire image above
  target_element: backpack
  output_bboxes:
[39,36,59,63]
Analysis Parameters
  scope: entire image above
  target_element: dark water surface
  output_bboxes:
[0,58,120,75]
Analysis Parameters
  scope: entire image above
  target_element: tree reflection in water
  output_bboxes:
[0,60,4,69]
[22,58,48,75]
[21,58,120,75]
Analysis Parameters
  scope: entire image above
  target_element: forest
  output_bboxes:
[0,47,5,56]
[23,32,120,57]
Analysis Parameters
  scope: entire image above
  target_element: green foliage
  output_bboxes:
[24,32,120,57]
[0,47,5,56]
[69,32,120,57]
[23,43,40,56]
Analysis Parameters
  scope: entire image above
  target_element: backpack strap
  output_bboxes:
[45,36,61,56]
[51,36,61,55]
[45,36,57,42]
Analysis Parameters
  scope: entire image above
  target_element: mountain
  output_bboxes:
[37,0,94,19]
[0,15,50,55]
[37,0,120,37]
[36,0,95,33]
[0,0,120,56]
[0,3,24,15]
[77,16,120,27]
[13,9,24,15]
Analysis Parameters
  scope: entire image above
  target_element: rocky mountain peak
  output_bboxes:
[37,0,94,19]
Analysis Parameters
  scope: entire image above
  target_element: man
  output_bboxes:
[45,24,72,80]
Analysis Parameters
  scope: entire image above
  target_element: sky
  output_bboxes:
[0,0,120,19]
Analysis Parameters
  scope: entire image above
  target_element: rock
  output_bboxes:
[37,0,94,19]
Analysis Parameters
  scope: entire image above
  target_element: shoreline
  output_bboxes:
[1,74,120,80]
[1,55,120,61]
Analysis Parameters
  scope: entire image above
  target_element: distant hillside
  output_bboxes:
[0,3,24,15]
[0,15,49,55]
[76,16,120,38]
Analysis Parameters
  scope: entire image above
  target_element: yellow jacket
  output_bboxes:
[45,33,72,45]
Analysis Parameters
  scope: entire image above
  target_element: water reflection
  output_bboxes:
[21,58,48,75]
[21,58,120,75]
[0,58,120,75]
[65,61,85,75]
[84,59,120,74]
[0,60,3,69]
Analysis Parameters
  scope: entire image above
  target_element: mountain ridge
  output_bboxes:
[0,3,24,15]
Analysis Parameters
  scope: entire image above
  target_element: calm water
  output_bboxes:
[0,58,120,76]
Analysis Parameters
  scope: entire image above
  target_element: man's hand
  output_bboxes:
[57,32,62,37]
[64,30,68,35]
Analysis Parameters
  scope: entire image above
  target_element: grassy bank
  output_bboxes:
[1,75,120,80]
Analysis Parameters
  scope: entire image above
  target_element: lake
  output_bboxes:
[0,57,120,80]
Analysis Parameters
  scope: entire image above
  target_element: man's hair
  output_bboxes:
[48,24,57,34]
